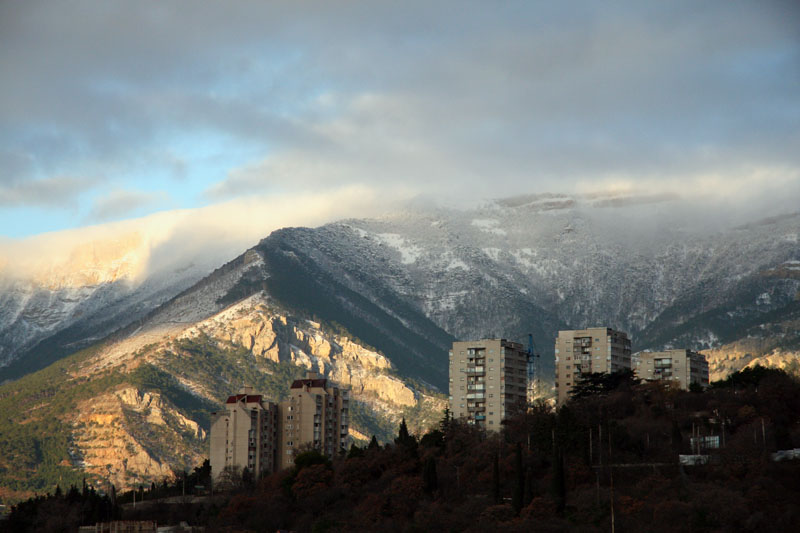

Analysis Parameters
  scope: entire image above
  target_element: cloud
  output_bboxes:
[86,189,169,222]
[0,176,95,207]
[0,184,399,284]
[1,0,798,234]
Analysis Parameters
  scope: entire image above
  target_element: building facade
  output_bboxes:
[209,387,280,481]
[278,373,349,470]
[555,327,632,404]
[210,373,349,480]
[449,339,529,429]
[633,349,709,389]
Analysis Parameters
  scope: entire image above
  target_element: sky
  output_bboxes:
[1,0,799,241]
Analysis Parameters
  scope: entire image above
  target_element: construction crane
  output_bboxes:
[527,333,541,402]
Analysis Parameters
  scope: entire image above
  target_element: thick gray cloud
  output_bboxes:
[1,0,798,222]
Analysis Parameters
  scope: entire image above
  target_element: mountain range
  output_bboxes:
[1,191,798,500]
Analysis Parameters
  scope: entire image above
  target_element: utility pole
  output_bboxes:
[598,424,602,467]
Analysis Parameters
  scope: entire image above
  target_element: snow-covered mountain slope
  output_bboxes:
[2,192,798,386]
[0,246,445,498]
[0,230,238,382]
[250,194,800,380]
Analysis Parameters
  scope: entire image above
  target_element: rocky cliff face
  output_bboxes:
[181,295,423,411]
[57,290,442,490]
[72,387,205,488]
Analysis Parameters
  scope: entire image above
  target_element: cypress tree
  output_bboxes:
[512,443,524,514]
[492,451,501,504]
[423,457,438,494]
[368,435,380,450]
[552,446,566,515]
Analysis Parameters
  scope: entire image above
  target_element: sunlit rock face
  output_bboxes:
[60,285,442,490]
[185,297,420,409]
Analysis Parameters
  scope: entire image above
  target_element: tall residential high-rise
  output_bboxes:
[449,339,528,429]
[209,386,280,480]
[554,327,632,404]
[209,373,349,480]
[278,372,349,470]
[633,349,709,389]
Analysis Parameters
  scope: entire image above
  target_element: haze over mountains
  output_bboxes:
[0,191,798,498]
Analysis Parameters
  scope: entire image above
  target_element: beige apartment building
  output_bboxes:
[278,373,349,470]
[210,373,349,480]
[449,339,529,430]
[209,387,280,480]
[555,327,632,404]
[633,349,709,389]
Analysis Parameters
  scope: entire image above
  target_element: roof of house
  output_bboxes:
[225,394,263,404]
[290,378,327,389]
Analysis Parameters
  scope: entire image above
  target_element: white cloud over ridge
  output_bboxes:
[0,185,401,283]
[0,0,798,236]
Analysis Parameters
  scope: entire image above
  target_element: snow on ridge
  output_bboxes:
[483,248,501,261]
[446,258,469,271]
[471,218,499,229]
[375,233,422,264]
[471,218,508,235]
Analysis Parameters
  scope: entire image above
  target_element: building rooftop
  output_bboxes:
[290,378,327,389]
[225,393,263,404]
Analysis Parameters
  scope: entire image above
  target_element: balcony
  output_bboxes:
[466,392,485,400]
[463,367,485,375]
[474,414,486,421]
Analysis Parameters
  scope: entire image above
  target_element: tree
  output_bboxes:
[551,446,566,515]
[241,466,254,489]
[492,452,501,504]
[512,443,524,515]
[347,442,365,458]
[570,369,640,400]
[423,457,438,495]
[294,449,330,471]
[395,418,412,445]
[368,435,380,450]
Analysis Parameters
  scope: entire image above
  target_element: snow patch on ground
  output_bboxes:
[446,258,469,271]
[375,233,422,264]
[471,219,507,235]
[483,248,501,261]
